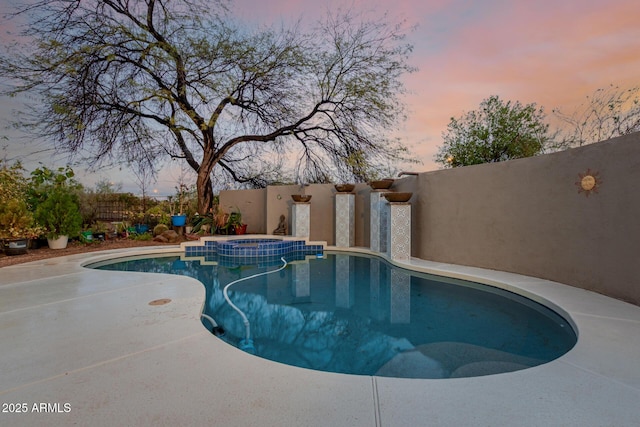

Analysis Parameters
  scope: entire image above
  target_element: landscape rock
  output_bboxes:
[161,230,181,243]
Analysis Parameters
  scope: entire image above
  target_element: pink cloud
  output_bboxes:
[396,0,640,169]
[2,0,637,176]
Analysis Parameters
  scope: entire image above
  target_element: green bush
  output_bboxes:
[35,187,83,239]
[130,232,153,241]
[30,166,83,239]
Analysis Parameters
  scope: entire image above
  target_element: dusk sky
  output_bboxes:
[1,0,638,195]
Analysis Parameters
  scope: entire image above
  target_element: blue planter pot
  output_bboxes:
[171,215,187,227]
[135,224,149,234]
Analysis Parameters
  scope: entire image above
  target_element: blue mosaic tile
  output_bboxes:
[185,238,323,263]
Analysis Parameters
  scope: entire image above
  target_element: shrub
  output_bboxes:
[153,224,169,236]
[35,187,83,239]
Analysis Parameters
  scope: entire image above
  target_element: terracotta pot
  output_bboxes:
[234,224,248,235]
[369,179,394,190]
[383,192,413,202]
[334,184,355,193]
[291,195,312,202]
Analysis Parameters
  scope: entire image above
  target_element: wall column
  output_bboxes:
[387,202,411,261]
[292,202,310,238]
[370,190,389,252]
[335,192,355,247]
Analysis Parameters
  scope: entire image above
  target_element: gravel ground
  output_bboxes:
[0,238,179,268]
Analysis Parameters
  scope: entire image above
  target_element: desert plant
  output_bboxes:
[228,209,242,228]
[191,213,213,233]
[153,224,169,236]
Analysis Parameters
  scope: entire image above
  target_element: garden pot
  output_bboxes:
[334,184,355,193]
[2,238,29,256]
[234,224,248,235]
[171,214,187,227]
[29,238,47,249]
[369,179,394,190]
[135,224,149,234]
[383,192,413,202]
[47,235,69,250]
[291,194,312,202]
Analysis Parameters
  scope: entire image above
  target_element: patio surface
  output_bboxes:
[1,243,639,426]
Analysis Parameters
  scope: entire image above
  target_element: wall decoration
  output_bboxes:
[576,169,602,197]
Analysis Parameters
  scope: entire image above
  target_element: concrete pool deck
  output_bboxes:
[1,244,639,426]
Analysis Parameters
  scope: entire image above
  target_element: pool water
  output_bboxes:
[96,252,577,379]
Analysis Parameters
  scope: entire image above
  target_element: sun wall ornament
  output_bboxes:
[575,169,602,197]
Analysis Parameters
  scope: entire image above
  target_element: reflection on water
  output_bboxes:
[97,253,577,378]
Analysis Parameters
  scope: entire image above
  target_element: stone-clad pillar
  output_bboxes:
[370,190,388,252]
[335,192,355,247]
[387,202,411,261]
[292,202,310,237]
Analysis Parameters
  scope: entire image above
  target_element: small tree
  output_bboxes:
[553,84,640,147]
[435,96,550,168]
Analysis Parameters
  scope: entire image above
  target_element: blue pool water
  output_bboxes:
[95,252,577,378]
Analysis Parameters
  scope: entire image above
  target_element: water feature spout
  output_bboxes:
[397,171,419,177]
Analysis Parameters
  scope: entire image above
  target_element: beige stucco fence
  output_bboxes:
[220,133,640,305]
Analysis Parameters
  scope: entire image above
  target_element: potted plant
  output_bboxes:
[0,198,44,255]
[35,186,83,249]
[133,212,150,234]
[91,222,108,241]
[30,166,83,250]
[145,205,170,228]
[213,208,230,235]
[191,213,212,234]
[80,227,94,243]
[0,161,44,255]
[169,183,190,227]
[228,208,247,235]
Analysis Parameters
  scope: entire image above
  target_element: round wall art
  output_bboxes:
[575,169,602,197]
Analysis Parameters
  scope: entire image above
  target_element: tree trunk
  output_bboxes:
[196,170,215,214]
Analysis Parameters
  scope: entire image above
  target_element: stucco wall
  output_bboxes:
[219,133,639,305]
[411,133,640,305]
[218,188,266,234]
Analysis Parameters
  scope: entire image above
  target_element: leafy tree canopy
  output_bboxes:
[0,0,416,213]
[435,95,550,168]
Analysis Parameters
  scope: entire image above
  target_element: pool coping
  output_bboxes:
[1,240,639,426]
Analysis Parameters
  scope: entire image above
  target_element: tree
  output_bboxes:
[435,95,550,168]
[553,84,640,148]
[0,0,415,213]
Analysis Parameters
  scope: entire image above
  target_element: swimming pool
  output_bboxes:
[95,251,576,379]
